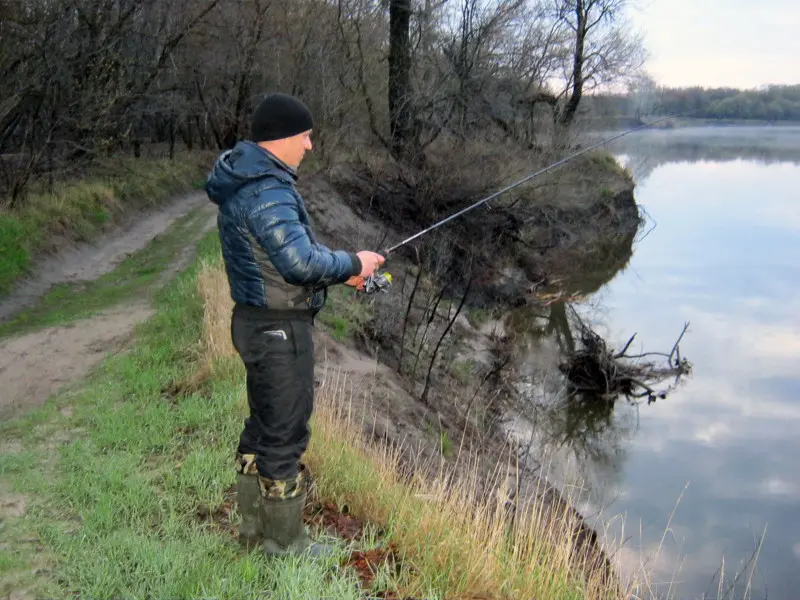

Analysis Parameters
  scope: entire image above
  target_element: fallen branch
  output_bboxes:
[559,308,692,404]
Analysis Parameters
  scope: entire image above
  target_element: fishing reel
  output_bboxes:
[362,271,393,294]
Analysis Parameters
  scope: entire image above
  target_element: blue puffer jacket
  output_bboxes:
[205,141,361,313]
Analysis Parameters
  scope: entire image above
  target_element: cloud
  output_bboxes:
[691,422,731,445]
[762,478,800,501]
[678,306,800,377]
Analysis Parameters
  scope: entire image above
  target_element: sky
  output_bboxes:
[628,0,800,89]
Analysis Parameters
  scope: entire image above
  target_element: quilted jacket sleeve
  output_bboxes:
[246,187,361,288]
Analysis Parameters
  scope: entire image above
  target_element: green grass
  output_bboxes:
[466,306,493,328]
[0,205,212,339]
[0,226,661,600]
[0,153,211,295]
[0,233,398,600]
[0,214,32,291]
[316,284,373,342]
[566,151,631,186]
[449,358,476,384]
[0,195,663,600]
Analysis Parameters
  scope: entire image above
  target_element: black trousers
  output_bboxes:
[231,304,314,481]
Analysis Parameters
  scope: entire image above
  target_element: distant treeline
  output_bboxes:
[589,84,800,122]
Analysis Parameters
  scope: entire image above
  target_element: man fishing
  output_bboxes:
[205,92,384,557]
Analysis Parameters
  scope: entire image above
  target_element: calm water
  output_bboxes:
[515,127,800,599]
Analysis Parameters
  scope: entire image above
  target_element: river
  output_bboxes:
[512,126,800,600]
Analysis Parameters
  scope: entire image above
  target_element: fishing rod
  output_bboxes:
[362,113,682,294]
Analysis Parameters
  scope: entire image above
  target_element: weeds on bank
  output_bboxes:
[2,238,612,600]
[197,254,626,600]
[316,284,374,342]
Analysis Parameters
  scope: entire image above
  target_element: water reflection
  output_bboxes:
[503,219,646,501]
[600,125,800,183]
[508,128,800,600]
[546,302,575,355]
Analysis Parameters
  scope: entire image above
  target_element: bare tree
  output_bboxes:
[551,0,645,125]
[0,0,220,201]
[421,273,473,405]
[335,0,389,151]
[439,0,526,134]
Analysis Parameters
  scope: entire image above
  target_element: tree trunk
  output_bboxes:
[559,0,586,126]
[398,264,423,376]
[388,0,413,159]
[182,116,194,151]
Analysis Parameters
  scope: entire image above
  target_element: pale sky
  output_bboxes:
[628,0,800,89]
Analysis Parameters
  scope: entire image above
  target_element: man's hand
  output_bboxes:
[344,275,365,290]
[356,251,385,278]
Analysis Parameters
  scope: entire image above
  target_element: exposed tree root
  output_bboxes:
[559,306,692,404]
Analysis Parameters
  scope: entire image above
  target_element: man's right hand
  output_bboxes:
[356,251,385,278]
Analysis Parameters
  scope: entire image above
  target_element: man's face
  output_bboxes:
[283,130,313,169]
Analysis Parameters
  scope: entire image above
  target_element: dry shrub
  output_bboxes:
[163,260,237,397]
[197,259,236,365]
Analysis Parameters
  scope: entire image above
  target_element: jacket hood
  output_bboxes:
[205,141,297,206]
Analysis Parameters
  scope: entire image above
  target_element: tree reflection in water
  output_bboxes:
[499,213,692,509]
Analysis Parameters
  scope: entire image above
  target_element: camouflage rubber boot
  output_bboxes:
[235,454,263,550]
[259,465,334,559]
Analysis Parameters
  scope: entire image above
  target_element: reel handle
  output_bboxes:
[362,271,393,294]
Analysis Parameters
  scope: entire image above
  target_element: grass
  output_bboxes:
[466,306,494,328]
[316,283,374,342]
[449,358,476,384]
[0,234,389,600]
[0,153,211,295]
[185,255,629,599]
[424,420,455,459]
[0,205,212,340]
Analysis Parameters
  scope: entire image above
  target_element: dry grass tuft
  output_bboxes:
[197,259,236,365]
[304,371,629,599]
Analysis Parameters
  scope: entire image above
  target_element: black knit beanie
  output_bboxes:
[251,93,314,142]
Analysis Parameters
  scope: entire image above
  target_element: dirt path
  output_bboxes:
[0,192,208,323]
[0,193,217,420]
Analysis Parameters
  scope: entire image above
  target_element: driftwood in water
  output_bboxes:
[559,307,692,403]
